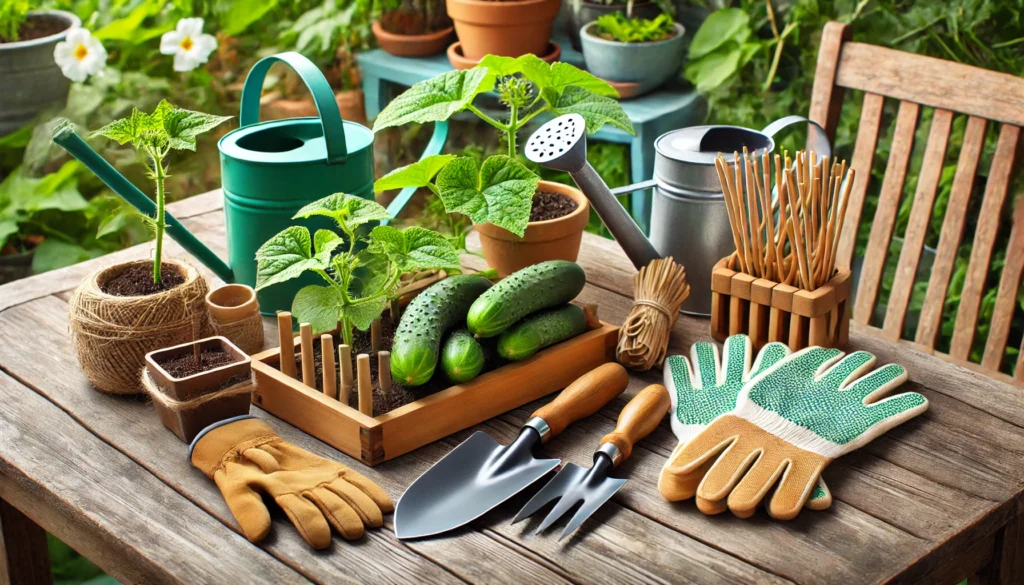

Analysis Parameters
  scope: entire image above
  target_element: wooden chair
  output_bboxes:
[808,21,1024,387]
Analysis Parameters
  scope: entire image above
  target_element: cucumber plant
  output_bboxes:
[371,56,634,238]
[254,193,461,345]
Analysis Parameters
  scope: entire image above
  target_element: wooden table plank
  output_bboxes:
[0,370,309,585]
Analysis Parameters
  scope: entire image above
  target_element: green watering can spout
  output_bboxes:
[51,119,236,284]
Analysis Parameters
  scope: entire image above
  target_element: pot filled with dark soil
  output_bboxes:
[476,180,590,277]
[0,10,81,137]
[373,0,454,58]
[68,259,212,395]
[144,336,252,442]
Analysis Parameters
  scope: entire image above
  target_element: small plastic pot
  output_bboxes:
[145,336,252,442]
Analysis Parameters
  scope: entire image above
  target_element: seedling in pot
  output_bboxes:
[371,55,635,238]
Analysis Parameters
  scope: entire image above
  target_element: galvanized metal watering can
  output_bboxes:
[53,52,447,315]
[526,114,829,316]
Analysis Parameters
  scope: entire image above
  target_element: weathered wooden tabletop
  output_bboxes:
[1,190,1022,585]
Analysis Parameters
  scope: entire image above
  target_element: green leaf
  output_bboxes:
[688,8,750,59]
[372,68,495,132]
[436,155,539,237]
[368,225,461,273]
[684,44,750,93]
[542,62,619,102]
[30,240,101,273]
[292,285,345,334]
[374,154,455,192]
[95,211,136,239]
[93,0,163,41]
[255,226,341,290]
[159,103,232,151]
[293,193,391,233]
[221,0,280,35]
[0,220,17,249]
[345,295,390,331]
[313,229,343,254]
[552,87,635,135]
[350,249,394,298]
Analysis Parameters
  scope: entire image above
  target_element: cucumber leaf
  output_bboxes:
[293,193,391,233]
[254,226,342,290]
[374,154,455,193]
[291,285,345,334]
[372,68,495,132]
[436,155,539,237]
[551,87,635,135]
[368,225,461,273]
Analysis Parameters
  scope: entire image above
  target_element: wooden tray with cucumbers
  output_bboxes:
[251,261,620,466]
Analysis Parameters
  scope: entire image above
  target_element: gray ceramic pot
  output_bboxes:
[566,0,662,51]
[580,21,684,96]
[0,10,80,137]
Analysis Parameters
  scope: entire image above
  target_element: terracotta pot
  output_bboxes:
[145,336,252,442]
[446,0,562,61]
[476,181,590,277]
[206,284,264,354]
[262,89,367,126]
[373,20,454,57]
[448,40,561,70]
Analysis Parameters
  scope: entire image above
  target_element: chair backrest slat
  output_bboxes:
[914,115,989,348]
[852,100,921,325]
[982,209,1024,370]
[948,124,1020,360]
[834,42,1024,127]
[835,92,885,270]
[881,108,954,341]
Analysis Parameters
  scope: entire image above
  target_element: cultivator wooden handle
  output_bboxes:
[600,384,670,466]
[531,363,629,440]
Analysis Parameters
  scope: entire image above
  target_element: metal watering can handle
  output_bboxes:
[761,115,832,158]
[239,52,349,164]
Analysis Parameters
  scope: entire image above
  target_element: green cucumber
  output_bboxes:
[497,304,587,361]
[441,329,485,383]
[467,260,585,338]
[391,275,492,386]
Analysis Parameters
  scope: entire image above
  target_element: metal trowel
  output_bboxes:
[395,363,630,539]
[512,383,670,539]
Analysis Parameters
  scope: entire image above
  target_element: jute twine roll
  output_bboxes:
[69,259,212,395]
[141,368,255,411]
[211,314,264,355]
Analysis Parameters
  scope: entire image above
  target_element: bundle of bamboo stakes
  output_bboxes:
[714,149,854,291]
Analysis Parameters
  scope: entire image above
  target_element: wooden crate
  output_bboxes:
[250,320,620,466]
[711,256,851,351]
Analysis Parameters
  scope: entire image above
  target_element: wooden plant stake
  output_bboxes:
[321,334,337,399]
[338,344,352,405]
[371,318,382,353]
[277,311,296,377]
[378,351,392,392]
[299,323,315,388]
[356,354,372,416]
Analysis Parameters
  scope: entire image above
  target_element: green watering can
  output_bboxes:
[53,52,448,315]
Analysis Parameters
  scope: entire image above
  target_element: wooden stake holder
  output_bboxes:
[711,256,851,351]
[251,310,620,466]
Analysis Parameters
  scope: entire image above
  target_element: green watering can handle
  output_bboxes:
[239,52,348,164]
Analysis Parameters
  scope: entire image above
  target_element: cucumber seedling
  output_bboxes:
[254,193,461,346]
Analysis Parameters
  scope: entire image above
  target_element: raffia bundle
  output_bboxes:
[69,259,212,394]
[616,257,691,370]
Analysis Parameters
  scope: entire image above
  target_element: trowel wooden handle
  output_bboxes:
[532,363,628,441]
[600,384,670,466]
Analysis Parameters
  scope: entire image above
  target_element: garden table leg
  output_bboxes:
[0,498,52,585]
[360,73,390,121]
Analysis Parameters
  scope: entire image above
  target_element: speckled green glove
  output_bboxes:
[665,345,927,520]
[659,335,831,513]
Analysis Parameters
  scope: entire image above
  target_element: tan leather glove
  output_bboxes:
[190,416,393,549]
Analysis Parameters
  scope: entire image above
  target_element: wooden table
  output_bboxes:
[0,190,1021,585]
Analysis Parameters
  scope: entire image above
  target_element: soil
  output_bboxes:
[530,190,578,222]
[1,14,69,44]
[101,262,186,297]
[158,349,236,377]
[380,10,451,35]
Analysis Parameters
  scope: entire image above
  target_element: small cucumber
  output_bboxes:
[441,329,485,383]
[497,304,586,361]
[467,260,586,338]
[391,275,492,386]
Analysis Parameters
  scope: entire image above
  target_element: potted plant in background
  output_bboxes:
[581,12,684,98]
[566,0,670,51]
[0,3,83,136]
[445,0,562,69]
[372,54,634,276]
[55,102,231,395]
[373,0,454,57]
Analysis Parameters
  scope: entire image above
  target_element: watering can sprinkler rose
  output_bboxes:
[52,52,449,315]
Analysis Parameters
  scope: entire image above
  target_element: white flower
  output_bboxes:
[160,18,217,72]
[53,28,107,82]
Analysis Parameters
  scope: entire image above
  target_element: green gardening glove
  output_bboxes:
[659,335,831,512]
[666,345,927,520]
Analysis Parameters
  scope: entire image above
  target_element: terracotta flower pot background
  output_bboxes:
[448,40,561,70]
[373,20,454,57]
[476,181,590,277]
[446,0,562,61]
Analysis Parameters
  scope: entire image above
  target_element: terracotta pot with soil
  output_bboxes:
[373,2,454,58]
[144,336,252,442]
[68,259,212,395]
[446,0,562,62]
[476,181,590,277]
